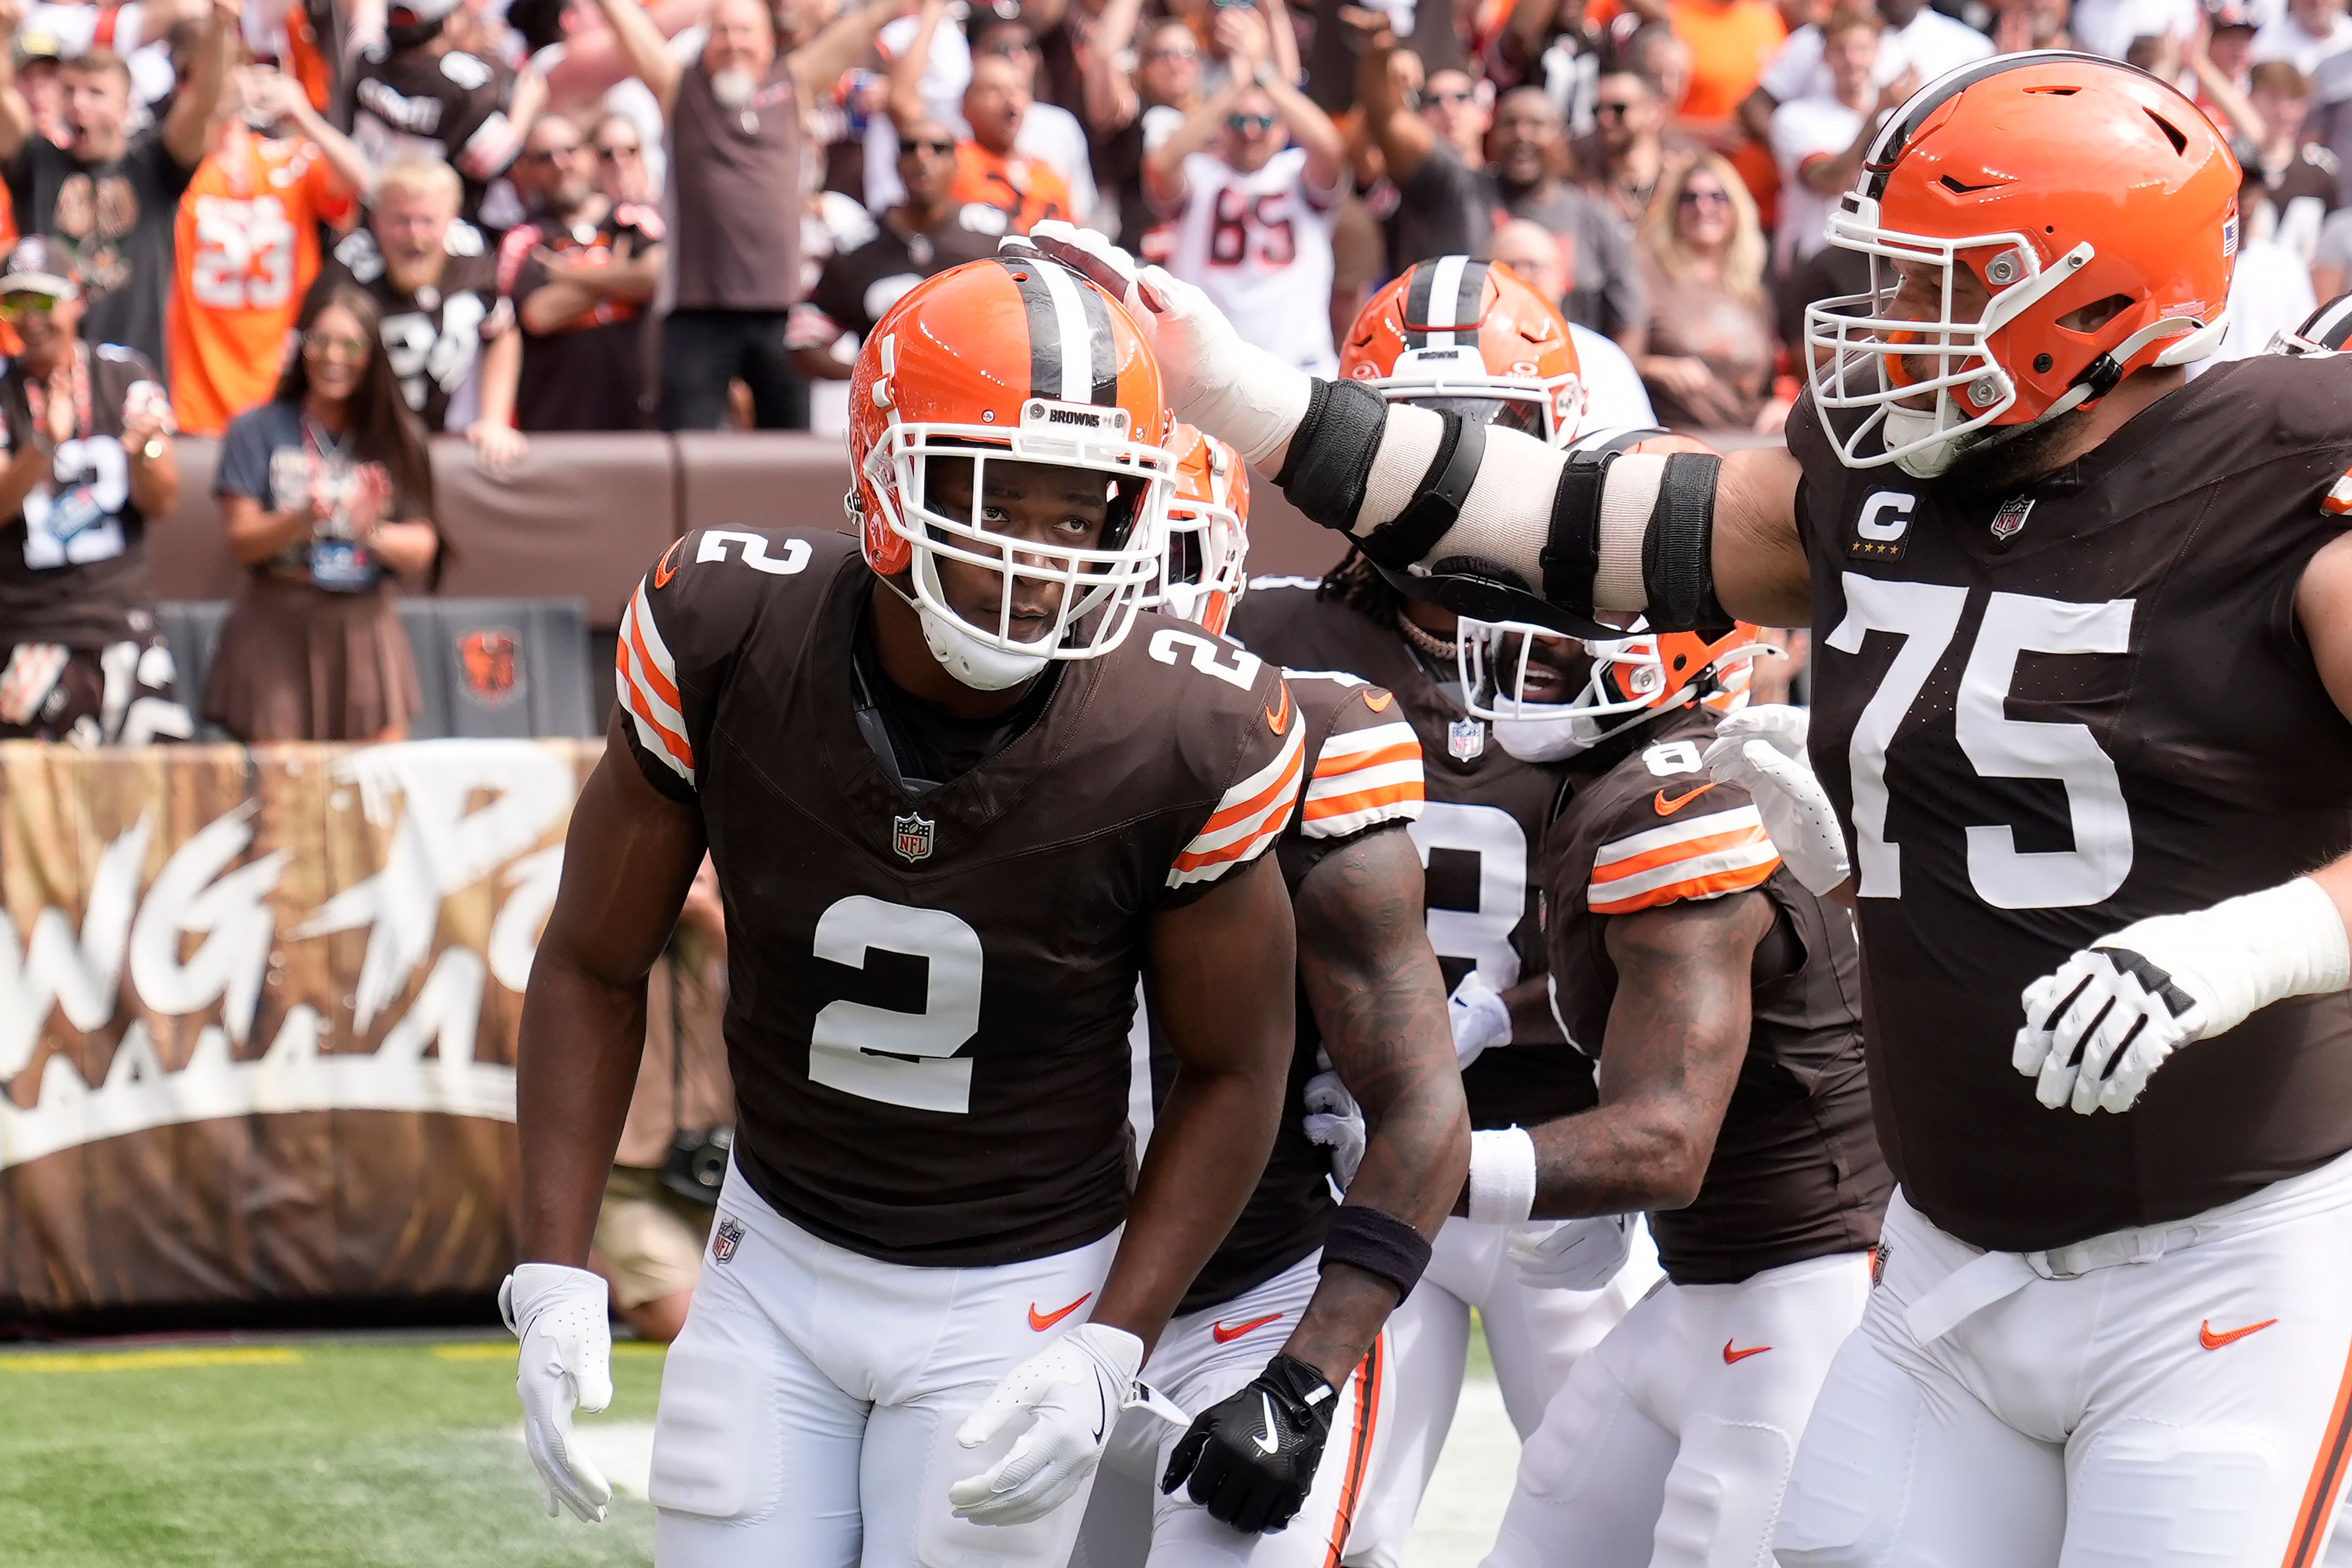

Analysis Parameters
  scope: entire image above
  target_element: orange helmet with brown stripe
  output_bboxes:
[1143,423,1251,636]
[1455,428,1775,758]
[848,255,1180,688]
[1340,255,1585,445]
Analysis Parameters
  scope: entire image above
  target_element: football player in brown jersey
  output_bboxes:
[1215,264,1670,1568]
[1447,610,1888,1568]
[502,257,1310,1568]
[1038,47,2352,1568]
[1076,426,1472,1563]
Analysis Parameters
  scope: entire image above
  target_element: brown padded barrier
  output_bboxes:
[143,431,1354,630]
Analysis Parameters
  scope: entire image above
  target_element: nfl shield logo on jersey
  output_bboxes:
[893,812,936,862]
[1990,496,2034,543]
[712,1216,744,1265]
[1449,717,1486,762]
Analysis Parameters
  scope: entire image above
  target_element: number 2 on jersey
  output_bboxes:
[810,896,983,1114]
[1830,573,2134,910]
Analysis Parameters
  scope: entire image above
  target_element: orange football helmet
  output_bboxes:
[1804,53,2238,477]
[1340,256,1586,446]
[848,256,1178,685]
[1145,423,1251,636]
[1457,428,1773,756]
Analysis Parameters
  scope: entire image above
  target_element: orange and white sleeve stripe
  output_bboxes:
[1588,805,1780,915]
[2324,470,2352,515]
[616,581,696,788]
[1168,723,1306,889]
[1300,720,1423,839]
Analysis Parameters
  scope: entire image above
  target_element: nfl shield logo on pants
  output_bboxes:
[1449,717,1486,762]
[712,1216,744,1265]
[894,812,936,862]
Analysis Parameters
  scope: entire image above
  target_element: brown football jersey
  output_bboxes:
[0,345,167,649]
[1544,705,1888,1284]
[1786,350,2352,1253]
[1170,666,1427,1313]
[615,530,1305,1267]
[1226,578,1598,1131]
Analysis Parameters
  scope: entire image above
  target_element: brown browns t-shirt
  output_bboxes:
[1788,350,2352,1253]
[1226,578,1600,1133]
[615,530,1305,1267]
[1544,705,1888,1285]
[0,344,167,649]
[666,61,802,313]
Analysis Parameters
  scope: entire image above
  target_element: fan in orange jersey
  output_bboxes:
[168,66,371,435]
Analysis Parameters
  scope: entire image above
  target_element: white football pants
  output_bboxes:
[1071,1251,1389,1567]
[1341,1213,1664,1567]
[1482,1251,1872,1568]
[650,1160,1121,1568]
[1774,1151,2352,1568]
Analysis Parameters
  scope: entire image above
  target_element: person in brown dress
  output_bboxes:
[205,281,439,742]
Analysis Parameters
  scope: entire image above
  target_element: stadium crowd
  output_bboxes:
[0,0,2341,748]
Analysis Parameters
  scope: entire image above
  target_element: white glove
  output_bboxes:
[1702,706,1850,896]
[1301,1068,1366,1188]
[1022,219,1311,467]
[1508,1215,1634,1291]
[2012,876,2351,1115]
[500,1262,615,1523]
[949,1321,1145,1526]
[1448,971,1513,1069]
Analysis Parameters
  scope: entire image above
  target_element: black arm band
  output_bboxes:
[1321,1204,1434,1301]
[1352,414,1486,572]
[1275,377,1392,534]
[1537,446,1611,617]
[1640,451,1731,631]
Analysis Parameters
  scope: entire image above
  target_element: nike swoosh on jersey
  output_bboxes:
[1210,1313,1284,1345]
[2199,1317,2278,1351]
[653,535,686,589]
[1655,783,1719,816]
[1253,1392,1280,1455]
[1722,1340,1772,1364]
[1363,689,1395,712]
[1028,1292,1093,1332]
[1266,682,1293,736]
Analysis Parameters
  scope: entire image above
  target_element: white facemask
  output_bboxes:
[918,603,1054,690]
[1492,710,1597,762]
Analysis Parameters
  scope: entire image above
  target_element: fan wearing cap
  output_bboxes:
[0,0,237,373]
[349,0,546,228]
[0,235,188,745]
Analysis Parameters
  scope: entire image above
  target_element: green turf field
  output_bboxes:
[0,1335,666,1568]
[0,1325,1506,1567]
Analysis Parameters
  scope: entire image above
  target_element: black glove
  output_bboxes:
[1160,1352,1338,1534]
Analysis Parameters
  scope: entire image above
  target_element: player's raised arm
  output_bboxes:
[1022,222,1815,634]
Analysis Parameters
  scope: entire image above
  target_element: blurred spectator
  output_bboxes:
[1421,63,1493,168]
[1768,7,1913,274]
[890,0,1076,236]
[1148,2,1345,372]
[497,112,665,432]
[2190,0,2264,136]
[23,0,177,106]
[350,0,545,228]
[2239,61,2339,262]
[1989,0,2076,53]
[14,34,63,148]
[595,0,902,432]
[1628,22,1697,119]
[1349,6,1489,263]
[590,110,657,202]
[1740,0,1989,141]
[0,0,236,375]
[168,66,369,438]
[1632,153,1784,432]
[1486,84,1644,337]
[325,156,522,465]
[2255,0,2352,74]
[2067,0,2198,56]
[787,113,998,380]
[1665,0,1784,171]
[1488,0,1606,136]
[208,282,438,743]
[1084,1,1203,249]
[592,853,731,1344]
[0,237,186,745]
[970,12,1099,214]
[1489,216,1658,426]
[1578,67,1673,229]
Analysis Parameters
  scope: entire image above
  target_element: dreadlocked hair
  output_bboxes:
[1317,546,1405,631]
